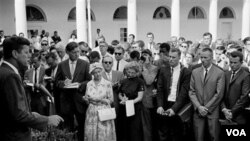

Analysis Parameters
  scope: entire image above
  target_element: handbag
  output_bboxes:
[98,108,116,121]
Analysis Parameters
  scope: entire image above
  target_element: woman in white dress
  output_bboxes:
[83,62,116,141]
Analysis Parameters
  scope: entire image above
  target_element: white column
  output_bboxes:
[171,0,180,37]
[76,0,87,42]
[87,0,92,48]
[127,0,137,40]
[208,0,218,41]
[242,0,250,39]
[15,0,27,38]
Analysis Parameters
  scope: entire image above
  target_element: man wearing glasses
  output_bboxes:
[40,40,49,51]
[101,55,124,140]
[78,41,90,63]
[113,45,128,72]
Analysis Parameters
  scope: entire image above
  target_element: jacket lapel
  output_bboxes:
[72,60,81,81]
[229,68,242,85]
[64,59,72,79]
[200,67,204,86]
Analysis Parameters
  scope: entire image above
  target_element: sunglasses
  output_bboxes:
[81,50,88,53]
[103,61,112,64]
[41,54,47,56]
[41,44,48,46]
[114,53,122,56]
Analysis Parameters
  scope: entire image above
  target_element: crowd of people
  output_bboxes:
[1,28,250,141]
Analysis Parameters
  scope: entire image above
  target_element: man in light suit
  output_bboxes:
[101,55,124,140]
[221,51,250,124]
[55,42,91,141]
[189,47,225,141]
[157,48,191,141]
[112,45,128,72]
[0,36,63,141]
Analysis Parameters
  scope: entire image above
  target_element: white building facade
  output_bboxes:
[0,0,250,47]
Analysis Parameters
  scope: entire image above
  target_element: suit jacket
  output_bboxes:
[221,68,250,124]
[157,64,191,113]
[189,64,225,118]
[55,59,91,113]
[101,70,124,112]
[24,66,46,84]
[0,63,48,141]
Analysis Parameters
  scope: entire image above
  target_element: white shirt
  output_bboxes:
[33,66,41,84]
[105,71,112,81]
[202,64,212,77]
[168,63,181,102]
[69,60,77,78]
[112,59,128,72]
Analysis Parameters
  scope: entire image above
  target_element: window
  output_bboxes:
[120,28,127,42]
[153,6,171,19]
[26,5,46,21]
[219,7,235,19]
[68,7,95,21]
[188,6,206,19]
[113,6,127,20]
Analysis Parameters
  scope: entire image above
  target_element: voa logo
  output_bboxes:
[226,129,246,136]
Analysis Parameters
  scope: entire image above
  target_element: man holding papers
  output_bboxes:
[55,42,91,141]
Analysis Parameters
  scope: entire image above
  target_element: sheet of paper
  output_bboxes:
[125,100,135,117]
[64,82,79,89]
[26,82,34,87]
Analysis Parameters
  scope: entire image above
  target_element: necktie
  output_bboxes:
[204,68,208,82]
[116,61,120,71]
[231,71,236,82]
[34,68,37,84]
[169,67,174,90]
[70,62,75,78]
[34,68,38,92]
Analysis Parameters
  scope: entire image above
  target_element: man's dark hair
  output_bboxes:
[159,43,170,52]
[230,51,243,62]
[111,40,120,46]
[170,48,181,57]
[45,52,57,60]
[66,42,78,52]
[130,50,140,60]
[31,52,41,61]
[141,49,152,57]
[3,36,30,60]
[147,32,154,38]
[203,32,212,38]
[216,46,226,54]
[201,47,213,55]
[107,45,115,55]
[243,37,250,45]
[49,46,57,52]
[78,41,89,47]
[89,51,100,59]
[129,34,135,39]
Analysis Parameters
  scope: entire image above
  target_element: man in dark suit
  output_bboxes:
[0,36,63,141]
[24,52,52,115]
[189,47,225,141]
[156,48,191,141]
[221,51,250,124]
[55,42,91,141]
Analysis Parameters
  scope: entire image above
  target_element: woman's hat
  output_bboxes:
[89,62,103,74]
